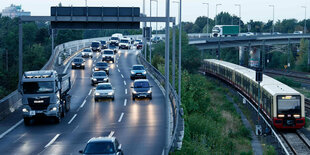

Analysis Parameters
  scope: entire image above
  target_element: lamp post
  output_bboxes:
[202,3,209,34]
[143,0,147,59]
[269,5,275,34]
[235,4,241,33]
[215,4,222,25]
[302,6,307,34]
[151,0,158,37]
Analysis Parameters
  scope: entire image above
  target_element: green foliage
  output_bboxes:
[275,76,301,88]
[295,39,309,72]
[264,145,276,155]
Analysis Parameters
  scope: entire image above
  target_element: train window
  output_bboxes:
[277,95,301,114]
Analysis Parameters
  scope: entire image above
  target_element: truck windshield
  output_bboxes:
[23,82,54,94]
[111,37,119,41]
[277,95,301,114]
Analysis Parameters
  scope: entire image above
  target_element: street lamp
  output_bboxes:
[215,4,222,25]
[151,0,158,37]
[202,3,209,34]
[269,5,275,34]
[302,6,307,34]
[235,4,241,33]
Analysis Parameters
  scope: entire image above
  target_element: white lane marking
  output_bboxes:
[124,99,127,106]
[123,81,126,85]
[72,125,80,133]
[108,131,115,137]
[80,100,86,108]
[68,114,78,124]
[0,119,23,139]
[118,113,124,122]
[88,89,92,96]
[118,69,120,72]
[44,134,60,148]
[116,64,119,68]
[121,74,124,78]
[125,89,127,94]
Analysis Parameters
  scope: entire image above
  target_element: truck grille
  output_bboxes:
[28,97,50,110]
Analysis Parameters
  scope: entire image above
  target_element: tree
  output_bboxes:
[295,39,309,71]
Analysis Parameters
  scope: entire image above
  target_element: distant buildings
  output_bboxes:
[1,4,31,18]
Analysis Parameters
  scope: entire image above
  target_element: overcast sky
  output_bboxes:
[0,0,308,24]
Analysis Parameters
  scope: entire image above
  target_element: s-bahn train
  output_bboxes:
[202,59,305,129]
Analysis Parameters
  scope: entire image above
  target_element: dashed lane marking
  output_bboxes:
[68,114,77,124]
[44,134,60,148]
[118,113,124,122]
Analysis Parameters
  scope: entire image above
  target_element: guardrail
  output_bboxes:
[137,53,184,151]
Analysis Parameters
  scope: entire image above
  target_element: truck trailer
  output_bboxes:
[19,70,71,125]
[211,25,239,37]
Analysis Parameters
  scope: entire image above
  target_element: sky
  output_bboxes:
[0,0,308,25]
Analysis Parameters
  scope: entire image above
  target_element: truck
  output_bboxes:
[109,33,123,46]
[211,25,239,37]
[19,70,71,125]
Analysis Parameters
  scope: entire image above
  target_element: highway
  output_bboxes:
[0,47,166,154]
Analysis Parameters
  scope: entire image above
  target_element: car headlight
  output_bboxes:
[104,78,108,81]
[50,107,57,111]
[22,108,29,113]
[132,90,137,94]
[108,92,113,95]
[142,71,147,74]
[102,56,106,58]
[111,55,114,58]
[72,63,75,65]
[82,53,85,55]
[92,78,97,81]
[95,93,100,96]
[95,67,99,71]
[131,71,135,74]
[82,62,85,65]
[147,90,152,94]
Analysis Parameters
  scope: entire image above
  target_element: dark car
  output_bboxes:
[136,42,143,49]
[131,79,152,100]
[130,65,146,80]
[91,71,109,86]
[100,41,108,49]
[72,58,85,69]
[91,41,101,52]
[93,62,110,75]
[79,137,123,155]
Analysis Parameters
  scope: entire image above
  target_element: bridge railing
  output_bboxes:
[137,53,184,151]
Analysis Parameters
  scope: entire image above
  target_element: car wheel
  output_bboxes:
[130,77,134,80]
[112,97,115,101]
[72,66,74,69]
[82,66,85,69]
[149,95,152,100]
[24,118,31,126]
[132,96,135,101]
[95,98,98,102]
[54,116,61,124]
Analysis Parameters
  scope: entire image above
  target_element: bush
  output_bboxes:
[275,76,301,88]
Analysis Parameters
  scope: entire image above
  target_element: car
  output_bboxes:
[131,79,152,100]
[130,65,147,80]
[94,83,115,101]
[72,58,85,69]
[133,39,142,46]
[119,38,131,49]
[293,31,303,34]
[91,71,109,86]
[136,42,143,50]
[109,37,120,46]
[151,36,161,43]
[93,62,110,75]
[273,32,281,35]
[81,48,93,58]
[100,41,108,49]
[102,49,115,63]
[91,41,101,52]
[79,137,123,155]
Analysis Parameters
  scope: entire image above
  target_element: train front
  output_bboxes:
[273,95,305,129]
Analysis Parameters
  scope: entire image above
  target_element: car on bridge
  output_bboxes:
[79,137,123,155]
[131,79,152,100]
[134,39,142,46]
[93,62,110,75]
[91,71,109,86]
[136,42,143,49]
[81,48,93,58]
[102,49,115,63]
[72,58,85,69]
[130,65,147,80]
[94,83,115,101]
[91,41,101,52]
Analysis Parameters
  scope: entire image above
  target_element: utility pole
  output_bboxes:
[172,23,176,89]
[149,0,152,63]
[164,0,170,154]
[85,0,87,6]
[143,0,147,59]
[235,4,241,33]
[6,49,8,71]
[269,5,275,34]
[202,3,209,34]
[18,20,23,92]
[215,4,222,25]
[302,6,307,34]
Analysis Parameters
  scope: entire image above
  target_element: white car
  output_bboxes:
[81,48,93,58]
[94,83,115,101]
[102,49,115,63]
[119,38,131,49]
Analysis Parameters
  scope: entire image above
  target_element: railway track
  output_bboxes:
[280,130,310,155]
[264,69,310,85]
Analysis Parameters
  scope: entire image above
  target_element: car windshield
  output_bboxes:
[138,42,143,45]
[133,66,145,70]
[83,49,91,52]
[96,63,108,67]
[104,51,114,55]
[135,40,141,42]
[84,142,115,154]
[91,42,99,47]
[97,84,112,90]
[23,81,54,94]
[74,59,83,62]
[111,37,119,41]
[134,81,149,88]
[277,95,301,114]
[93,72,107,76]
[120,39,129,43]
[100,41,106,44]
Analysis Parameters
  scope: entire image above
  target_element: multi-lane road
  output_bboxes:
[0,47,167,154]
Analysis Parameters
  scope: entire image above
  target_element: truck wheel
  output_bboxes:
[24,118,31,126]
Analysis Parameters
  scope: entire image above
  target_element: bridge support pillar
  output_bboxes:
[239,46,245,66]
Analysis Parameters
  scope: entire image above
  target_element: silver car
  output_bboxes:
[94,83,115,101]
[91,71,109,86]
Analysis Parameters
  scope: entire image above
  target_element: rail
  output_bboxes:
[137,53,184,151]
[280,130,310,154]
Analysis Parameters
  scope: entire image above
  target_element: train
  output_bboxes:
[202,59,305,129]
